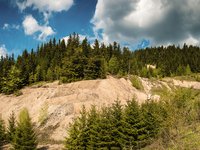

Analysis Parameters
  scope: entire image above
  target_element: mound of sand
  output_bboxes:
[0,76,147,142]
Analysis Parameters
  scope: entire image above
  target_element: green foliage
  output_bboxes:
[110,100,126,148]
[65,118,80,150]
[1,65,23,94]
[185,64,192,75]
[124,99,146,149]
[97,107,113,149]
[86,105,100,149]
[13,108,38,150]
[38,102,49,125]
[108,56,120,75]
[65,106,88,149]
[65,99,164,149]
[0,117,6,147]
[7,111,16,143]
[65,88,200,149]
[1,34,200,94]
[130,75,144,90]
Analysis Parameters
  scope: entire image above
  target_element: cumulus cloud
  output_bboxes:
[3,23,20,30]
[17,0,74,21]
[0,45,7,57]
[22,15,55,41]
[92,0,200,47]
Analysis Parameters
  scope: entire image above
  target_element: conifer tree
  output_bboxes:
[124,98,147,149]
[86,105,100,149]
[13,108,37,150]
[7,111,16,143]
[110,100,126,148]
[108,56,120,75]
[1,65,23,94]
[141,101,162,144]
[98,107,113,149]
[0,117,6,148]
[65,105,88,149]
[65,118,80,150]
[76,105,88,149]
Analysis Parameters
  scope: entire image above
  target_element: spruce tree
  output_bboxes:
[65,105,88,149]
[65,118,80,150]
[7,111,16,143]
[13,108,37,150]
[110,100,126,149]
[86,105,100,149]
[0,117,6,148]
[1,65,23,94]
[76,105,88,149]
[124,98,147,149]
[98,106,113,149]
[141,101,162,145]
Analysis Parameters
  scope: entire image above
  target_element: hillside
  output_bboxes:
[0,76,146,145]
[1,76,200,149]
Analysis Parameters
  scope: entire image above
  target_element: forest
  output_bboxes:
[0,33,200,94]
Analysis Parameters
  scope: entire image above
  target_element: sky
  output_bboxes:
[0,0,200,57]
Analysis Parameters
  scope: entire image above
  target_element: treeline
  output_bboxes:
[134,44,200,77]
[1,33,200,94]
[0,108,37,149]
[65,88,200,149]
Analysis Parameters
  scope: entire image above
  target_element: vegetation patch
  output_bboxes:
[130,75,144,90]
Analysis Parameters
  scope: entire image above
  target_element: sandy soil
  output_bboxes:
[1,76,199,149]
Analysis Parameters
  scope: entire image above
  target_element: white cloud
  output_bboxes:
[3,23,20,30]
[0,45,7,57]
[3,23,9,30]
[182,36,199,46]
[92,0,200,47]
[17,0,74,21]
[22,15,55,41]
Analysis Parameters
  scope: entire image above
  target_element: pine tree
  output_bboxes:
[141,101,162,144]
[110,100,126,149]
[98,107,113,149]
[124,98,147,149]
[108,56,120,75]
[185,64,192,75]
[65,118,80,150]
[64,105,88,149]
[0,117,6,148]
[76,105,88,149]
[1,65,23,94]
[7,111,16,143]
[86,105,100,149]
[13,108,37,150]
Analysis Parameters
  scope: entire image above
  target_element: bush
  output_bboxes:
[130,75,144,90]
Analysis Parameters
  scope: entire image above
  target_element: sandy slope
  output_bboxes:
[0,76,147,142]
[1,76,199,149]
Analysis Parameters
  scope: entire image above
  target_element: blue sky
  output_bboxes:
[0,0,97,56]
[0,0,200,57]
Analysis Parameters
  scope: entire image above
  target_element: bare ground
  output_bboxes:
[1,76,200,149]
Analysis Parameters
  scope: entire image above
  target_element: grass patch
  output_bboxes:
[14,90,23,96]
[38,102,49,126]
[150,84,169,96]
[173,73,200,82]
[130,75,144,90]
